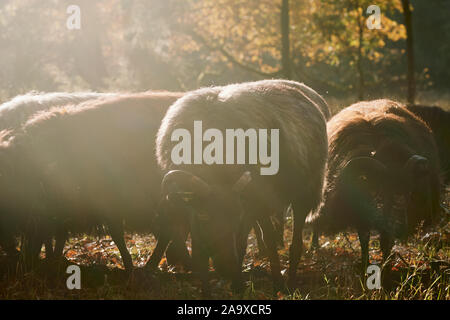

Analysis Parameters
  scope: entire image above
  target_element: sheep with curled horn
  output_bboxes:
[0,91,192,272]
[156,79,329,294]
[308,99,442,268]
[0,91,118,261]
[406,104,450,184]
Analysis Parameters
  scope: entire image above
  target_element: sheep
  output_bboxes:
[0,91,117,259]
[0,91,117,131]
[308,99,442,268]
[156,79,329,293]
[0,91,188,271]
[406,104,450,184]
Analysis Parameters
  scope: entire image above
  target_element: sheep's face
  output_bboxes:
[160,170,251,279]
[338,154,430,238]
[379,169,413,238]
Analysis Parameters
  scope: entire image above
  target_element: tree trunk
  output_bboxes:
[402,0,416,104]
[281,0,292,79]
[356,12,365,100]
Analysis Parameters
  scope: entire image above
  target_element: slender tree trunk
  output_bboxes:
[356,13,365,100]
[402,0,416,104]
[281,0,292,79]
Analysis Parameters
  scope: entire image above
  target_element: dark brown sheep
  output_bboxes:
[0,91,187,271]
[156,79,329,293]
[406,104,450,184]
[308,99,442,267]
[0,92,117,259]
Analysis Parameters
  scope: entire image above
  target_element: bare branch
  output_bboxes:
[183,28,282,78]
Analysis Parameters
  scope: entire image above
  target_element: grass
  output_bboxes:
[0,201,447,300]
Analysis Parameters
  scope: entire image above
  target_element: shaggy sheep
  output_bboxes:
[0,91,116,130]
[309,99,442,267]
[406,104,449,184]
[156,79,329,293]
[0,91,117,259]
[0,91,187,271]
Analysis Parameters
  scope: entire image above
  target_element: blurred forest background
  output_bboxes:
[0,0,449,300]
[0,0,449,108]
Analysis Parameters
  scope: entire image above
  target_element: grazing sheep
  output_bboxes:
[308,99,442,267]
[0,91,187,271]
[156,80,329,293]
[0,91,117,259]
[406,104,450,184]
[0,91,116,130]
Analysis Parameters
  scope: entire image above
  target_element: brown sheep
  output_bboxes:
[309,99,442,267]
[156,79,329,294]
[0,92,117,260]
[406,104,450,184]
[0,91,188,271]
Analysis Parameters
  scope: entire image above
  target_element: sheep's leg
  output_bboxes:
[273,210,285,248]
[53,229,67,260]
[145,223,191,271]
[311,225,320,249]
[44,238,54,260]
[21,226,45,270]
[191,229,210,297]
[239,223,252,267]
[259,217,284,292]
[288,206,306,288]
[380,232,394,262]
[166,239,192,271]
[227,217,254,294]
[109,224,133,272]
[165,224,191,270]
[23,240,43,270]
[379,231,395,290]
[233,213,253,268]
[145,233,170,271]
[253,222,267,257]
[358,230,370,271]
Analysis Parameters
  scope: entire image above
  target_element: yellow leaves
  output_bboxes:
[170,0,282,73]
[162,0,409,88]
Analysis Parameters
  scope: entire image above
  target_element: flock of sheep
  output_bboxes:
[0,79,448,296]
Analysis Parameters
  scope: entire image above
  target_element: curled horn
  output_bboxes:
[404,155,429,177]
[341,156,387,184]
[232,171,252,193]
[161,170,211,199]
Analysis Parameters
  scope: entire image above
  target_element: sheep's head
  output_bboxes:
[338,153,431,239]
[160,170,251,279]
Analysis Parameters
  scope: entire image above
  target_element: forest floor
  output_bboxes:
[0,188,448,300]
